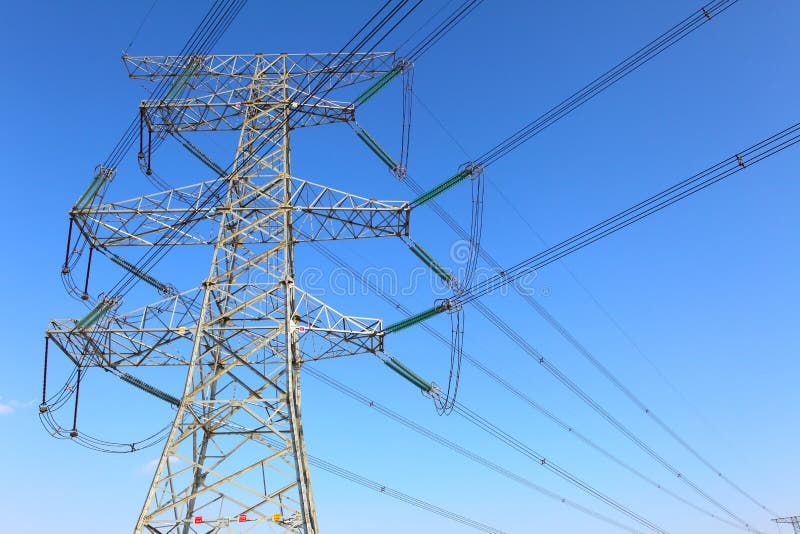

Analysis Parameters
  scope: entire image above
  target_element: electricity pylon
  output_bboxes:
[775,517,800,534]
[47,52,409,533]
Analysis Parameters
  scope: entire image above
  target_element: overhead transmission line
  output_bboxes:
[483,176,726,442]
[385,120,800,531]
[307,240,754,533]
[358,0,741,419]
[368,0,777,521]
[304,452,506,533]
[398,0,741,210]
[456,122,800,305]
[400,0,483,62]
[48,1,768,532]
[305,367,660,534]
[126,0,160,51]
[104,2,771,525]
[417,77,728,451]
[474,0,739,167]
[469,299,760,531]
[452,400,667,533]
[226,423,508,532]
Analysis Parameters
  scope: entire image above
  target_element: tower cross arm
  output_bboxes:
[71,174,409,249]
[288,177,409,241]
[123,52,396,88]
[141,91,356,132]
[293,289,384,361]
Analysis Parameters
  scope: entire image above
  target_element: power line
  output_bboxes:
[308,239,756,533]
[485,176,724,436]
[475,0,739,167]
[457,122,800,305]
[416,82,722,443]
[304,453,506,533]
[370,0,777,523]
[451,401,668,533]
[470,299,760,531]
[402,0,483,62]
[125,0,160,50]
[306,367,651,534]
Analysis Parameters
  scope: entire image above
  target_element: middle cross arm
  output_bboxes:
[71,175,409,248]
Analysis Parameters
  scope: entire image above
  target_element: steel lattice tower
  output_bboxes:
[775,517,800,534]
[47,52,410,533]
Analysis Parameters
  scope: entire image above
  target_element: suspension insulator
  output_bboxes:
[81,246,94,300]
[138,107,145,160]
[146,128,153,175]
[40,336,50,413]
[62,218,74,275]
[70,368,82,438]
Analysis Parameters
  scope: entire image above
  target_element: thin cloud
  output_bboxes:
[139,455,180,475]
[0,397,35,415]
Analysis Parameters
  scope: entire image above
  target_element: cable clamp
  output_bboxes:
[435,298,462,314]
[458,161,484,179]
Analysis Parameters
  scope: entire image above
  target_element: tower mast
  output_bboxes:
[47,52,407,532]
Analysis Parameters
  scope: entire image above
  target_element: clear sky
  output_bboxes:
[1,1,798,533]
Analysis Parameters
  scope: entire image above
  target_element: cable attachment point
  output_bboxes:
[702,7,712,20]
[434,297,462,314]
[458,161,484,179]
[736,154,746,168]
[75,165,116,209]
[399,60,414,179]
[411,162,482,207]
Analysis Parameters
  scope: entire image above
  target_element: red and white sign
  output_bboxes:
[238,514,247,523]
[193,516,203,524]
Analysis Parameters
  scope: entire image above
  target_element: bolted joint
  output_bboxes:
[201,278,216,289]
[458,161,484,179]
[435,297,462,314]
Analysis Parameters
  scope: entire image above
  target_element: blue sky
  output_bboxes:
[1,1,799,533]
